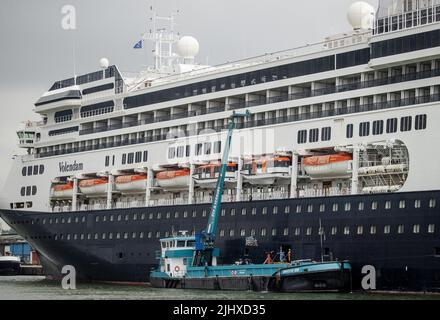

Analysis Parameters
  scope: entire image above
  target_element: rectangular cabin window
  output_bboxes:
[127,153,134,164]
[135,152,142,163]
[195,143,203,156]
[105,156,110,167]
[321,127,331,141]
[309,128,319,143]
[213,141,222,154]
[400,116,412,132]
[168,147,176,159]
[415,114,427,130]
[185,145,191,157]
[297,130,307,144]
[346,124,354,138]
[204,142,211,155]
[143,151,148,162]
[372,120,384,135]
[177,146,184,158]
[359,122,370,137]
[386,118,398,133]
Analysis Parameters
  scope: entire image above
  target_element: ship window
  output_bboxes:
[183,211,188,218]
[308,205,314,213]
[132,232,137,239]
[185,145,190,157]
[306,227,312,236]
[343,226,350,235]
[428,224,435,234]
[321,127,331,141]
[415,199,421,208]
[133,213,137,221]
[230,209,236,216]
[413,225,420,234]
[386,118,398,133]
[297,130,307,144]
[319,204,325,212]
[123,232,128,239]
[346,124,354,138]
[192,210,197,217]
[309,128,319,143]
[26,186,31,196]
[168,147,176,159]
[204,142,211,155]
[20,187,25,197]
[221,209,225,216]
[109,233,113,240]
[385,201,392,210]
[384,225,391,234]
[262,207,267,215]
[22,167,27,176]
[415,114,427,130]
[122,154,127,165]
[220,229,225,237]
[32,186,37,196]
[296,205,302,213]
[294,227,301,236]
[27,166,33,176]
[143,151,148,162]
[398,224,405,234]
[261,228,267,237]
[102,233,106,240]
[372,120,384,135]
[149,213,153,220]
[67,217,71,224]
[371,201,378,210]
[283,228,289,236]
[344,203,351,211]
[94,233,99,240]
[147,232,152,239]
[117,214,121,221]
[332,203,339,212]
[174,211,179,219]
[273,206,278,214]
[80,234,84,240]
[195,143,203,156]
[213,141,222,154]
[229,229,235,237]
[358,202,365,211]
[285,206,290,214]
[95,216,99,223]
[39,165,44,175]
[370,226,377,235]
[331,227,337,235]
[429,199,436,208]
[251,208,257,215]
[272,228,277,236]
[400,116,412,132]
[202,210,207,217]
[357,226,364,235]
[135,151,142,163]
[240,229,246,237]
[33,165,39,175]
[157,212,162,219]
[127,153,134,164]
[399,200,406,209]
[359,122,370,137]
[176,146,184,158]
[250,229,256,236]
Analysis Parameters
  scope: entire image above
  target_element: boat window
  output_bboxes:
[32,186,37,196]
[283,228,289,236]
[294,227,301,236]
[415,200,421,208]
[26,186,32,196]
[285,206,290,214]
[359,122,370,137]
[192,210,197,218]
[346,124,354,138]
[240,229,246,237]
[176,146,184,158]
[251,208,257,215]
[27,166,33,176]
[331,227,337,235]
[220,229,225,237]
[122,154,127,165]
[429,199,436,208]
[195,143,203,156]
[371,201,378,210]
[386,118,398,133]
[135,151,142,163]
[143,150,148,162]
[166,212,170,219]
[372,120,384,135]
[22,167,27,176]
[296,205,302,213]
[229,229,235,237]
[261,228,267,237]
[370,226,377,234]
[385,201,392,210]
[271,228,277,236]
[250,229,256,237]
[185,145,190,157]
[309,128,319,143]
[202,210,207,217]
[306,227,312,236]
[428,224,435,234]
[345,203,351,211]
[413,225,420,234]
[319,204,325,212]
[321,127,331,141]
[261,207,267,215]
[20,187,25,197]
[39,165,44,175]
[174,212,179,219]
[241,208,247,215]
[332,203,339,212]
[204,142,211,155]
[213,141,222,154]
[297,130,307,144]
[343,226,350,235]
[399,200,406,209]
[127,153,134,164]
[415,114,427,130]
[398,225,405,234]
[33,165,39,175]
[272,206,278,214]
[358,202,365,211]
[147,232,152,239]
[384,225,390,234]
[400,116,412,132]
[357,226,364,235]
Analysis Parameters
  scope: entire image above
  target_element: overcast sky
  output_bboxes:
[0,0,378,229]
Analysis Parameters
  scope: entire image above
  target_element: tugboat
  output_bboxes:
[150,111,352,292]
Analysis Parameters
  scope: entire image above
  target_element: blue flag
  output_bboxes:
[133,40,143,49]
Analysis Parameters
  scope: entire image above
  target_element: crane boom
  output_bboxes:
[193,110,250,266]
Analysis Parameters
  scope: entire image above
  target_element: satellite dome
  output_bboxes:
[100,58,110,69]
[347,1,375,30]
[177,36,200,58]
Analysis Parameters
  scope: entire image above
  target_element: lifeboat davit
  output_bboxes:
[115,175,148,193]
[304,154,352,179]
[79,178,108,195]
[194,162,237,189]
[156,169,190,190]
[51,182,73,199]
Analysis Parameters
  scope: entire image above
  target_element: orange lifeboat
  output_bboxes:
[304,154,353,178]
[156,169,190,189]
[115,175,148,193]
[51,182,73,199]
[79,178,108,195]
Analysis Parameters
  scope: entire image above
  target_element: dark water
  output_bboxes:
[0,276,439,300]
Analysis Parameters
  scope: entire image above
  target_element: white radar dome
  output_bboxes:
[177,36,200,58]
[100,58,110,69]
[347,1,375,30]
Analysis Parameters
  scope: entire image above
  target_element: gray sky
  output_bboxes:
[0,0,377,224]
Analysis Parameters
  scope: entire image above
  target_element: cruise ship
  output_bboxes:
[1,0,440,291]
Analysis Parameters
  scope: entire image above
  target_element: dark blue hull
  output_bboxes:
[1,190,440,291]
